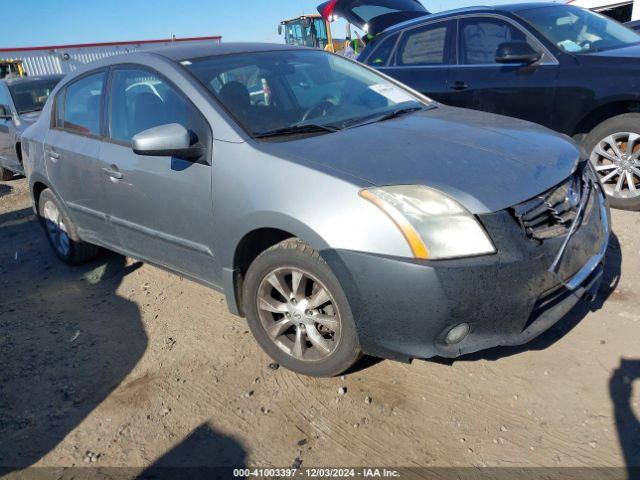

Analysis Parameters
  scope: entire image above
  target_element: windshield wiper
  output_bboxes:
[19,107,43,114]
[342,105,432,130]
[254,123,340,139]
[377,106,427,122]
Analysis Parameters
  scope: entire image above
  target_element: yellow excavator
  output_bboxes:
[278,14,347,53]
[0,59,26,79]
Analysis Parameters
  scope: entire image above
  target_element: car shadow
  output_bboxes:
[140,422,247,480]
[432,233,622,364]
[0,206,147,473]
[610,359,640,479]
[0,183,12,197]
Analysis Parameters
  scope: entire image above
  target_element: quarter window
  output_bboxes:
[366,33,400,66]
[63,72,105,136]
[397,23,448,66]
[459,17,535,65]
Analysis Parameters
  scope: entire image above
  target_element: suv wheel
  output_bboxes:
[38,189,100,265]
[0,167,13,181]
[583,113,640,210]
[243,239,362,377]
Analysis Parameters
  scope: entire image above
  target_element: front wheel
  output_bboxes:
[582,113,640,210]
[243,239,362,377]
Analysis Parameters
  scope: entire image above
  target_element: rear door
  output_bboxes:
[99,66,216,282]
[377,19,455,104]
[446,15,559,128]
[317,0,430,35]
[43,70,117,245]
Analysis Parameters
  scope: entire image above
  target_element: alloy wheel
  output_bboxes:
[256,267,342,362]
[590,132,640,199]
[42,200,70,256]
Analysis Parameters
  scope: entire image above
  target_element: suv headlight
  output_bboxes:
[360,185,496,260]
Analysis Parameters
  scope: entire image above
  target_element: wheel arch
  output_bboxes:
[572,99,640,138]
[15,142,22,164]
[223,213,332,317]
[28,176,81,239]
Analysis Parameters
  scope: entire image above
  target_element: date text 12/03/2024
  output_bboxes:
[233,468,401,478]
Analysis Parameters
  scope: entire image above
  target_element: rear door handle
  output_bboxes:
[450,81,469,91]
[103,165,123,180]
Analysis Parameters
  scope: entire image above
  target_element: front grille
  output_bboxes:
[512,165,591,241]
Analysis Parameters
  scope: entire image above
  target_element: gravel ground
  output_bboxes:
[0,176,639,478]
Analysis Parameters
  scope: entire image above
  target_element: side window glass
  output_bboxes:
[108,68,210,160]
[460,18,533,65]
[397,23,448,66]
[63,72,105,136]
[366,33,399,66]
[109,69,191,143]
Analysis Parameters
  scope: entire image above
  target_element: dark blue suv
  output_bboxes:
[319,1,640,210]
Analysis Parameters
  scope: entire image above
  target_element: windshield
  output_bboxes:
[9,78,61,114]
[284,19,329,49]
[517,5,640,53]
[184,49,427,138]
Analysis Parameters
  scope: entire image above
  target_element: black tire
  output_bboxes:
[582,113,640,211]
[0,167,13,181]
[38,189,100,265]
[243,238,362,377]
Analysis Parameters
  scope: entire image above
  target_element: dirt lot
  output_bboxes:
[0,176,639,478]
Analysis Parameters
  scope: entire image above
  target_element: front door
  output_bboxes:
[43,71,115,245]
[446,16,559,128]
[100,67,216,282]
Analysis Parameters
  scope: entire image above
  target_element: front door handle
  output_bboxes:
[450,81,469,91]
[103,165,123,180]
[47,150,61,162]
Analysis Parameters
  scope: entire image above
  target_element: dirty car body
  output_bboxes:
[21,44,610,374]
[0,75,63,177]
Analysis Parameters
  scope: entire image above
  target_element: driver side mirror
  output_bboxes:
[132,123,202,160]
[495,41,542,65]
[0,104,12,120]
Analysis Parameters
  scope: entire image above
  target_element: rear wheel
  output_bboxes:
[583,113,640,210]
[0,167,13,181]
[243,239,362,377]
[38,189,100,265]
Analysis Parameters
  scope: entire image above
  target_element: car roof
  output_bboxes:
[145,42,307,62]
[1,74,65,86]
[380,2,560,34]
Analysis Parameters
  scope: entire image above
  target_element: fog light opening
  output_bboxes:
[445,323,470,345]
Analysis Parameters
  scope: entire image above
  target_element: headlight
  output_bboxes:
[360,185,496,260]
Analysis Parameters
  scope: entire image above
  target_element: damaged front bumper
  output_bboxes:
[323,177,611,362]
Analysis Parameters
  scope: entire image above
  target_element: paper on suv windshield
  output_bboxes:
[369,84,416,105]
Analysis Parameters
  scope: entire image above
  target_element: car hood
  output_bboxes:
[256,107,580,214]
